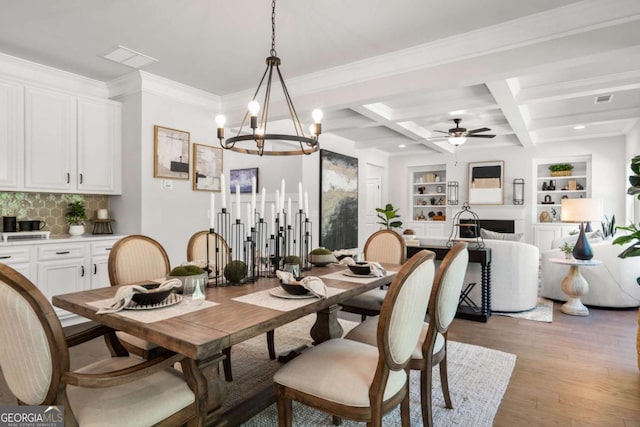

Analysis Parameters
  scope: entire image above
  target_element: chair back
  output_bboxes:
[108,235,171,286]
[377,249,435,372]
[0,264,67,405]
[186,231,230,272]
[364,230,406,264]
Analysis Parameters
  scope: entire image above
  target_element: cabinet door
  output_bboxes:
[0,246,33,280]
[425,222,446,237]
[90,257,111,289]
[24,86,76,191]
[534,226,562,252]
[77,98,122,194]
[0,79,23,189]
[37,259,88,318]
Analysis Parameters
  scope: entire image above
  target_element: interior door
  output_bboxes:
[365,175,382,238]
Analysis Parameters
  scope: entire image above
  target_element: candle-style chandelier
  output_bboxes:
[215,0,322,156]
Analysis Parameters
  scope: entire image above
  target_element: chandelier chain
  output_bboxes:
[270,0,277,57]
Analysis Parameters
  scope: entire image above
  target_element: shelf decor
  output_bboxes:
[448,202,485,249]
[548,163,573,177]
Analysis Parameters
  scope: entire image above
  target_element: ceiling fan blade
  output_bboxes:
[467,127,491,134]
[467,134,496,138]
[433,130,451,134]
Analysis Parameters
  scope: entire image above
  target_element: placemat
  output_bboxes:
[88,298,218,323]
[232,286,346,311]
[320,270,396,284]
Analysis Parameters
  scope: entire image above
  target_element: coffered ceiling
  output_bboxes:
[0,0,638,155]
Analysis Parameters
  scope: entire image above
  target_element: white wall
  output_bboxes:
[390,136,626,244]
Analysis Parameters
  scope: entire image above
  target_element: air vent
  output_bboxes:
[594,94,613,104]
[101,45,158,69]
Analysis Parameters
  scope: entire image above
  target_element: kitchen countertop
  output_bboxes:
[0,233,125,246]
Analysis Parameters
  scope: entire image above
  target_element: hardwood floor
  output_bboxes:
[1,303,638,426]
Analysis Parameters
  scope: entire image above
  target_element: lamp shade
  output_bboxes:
[560,198,602,222]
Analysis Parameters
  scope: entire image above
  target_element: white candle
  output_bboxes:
[260,187,266,218]
[214,193,216,228]
[251,177,256,219]
[275,190,280,213]
[271,204,276,234]
[281,179,286,212]
[288,197,292,216]
[236,184,241,220]
[304,192,309,217]
[220,174,226,209]
[298,182,303,212]
[246,203,252,235]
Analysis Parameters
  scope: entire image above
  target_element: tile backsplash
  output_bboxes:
[0,192,109,236]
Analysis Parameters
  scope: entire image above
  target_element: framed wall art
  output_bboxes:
[192,143,223,191]
[468,160,504,205]
[230,168,258,193]
[154,125,190,180]
[319,149,358,250]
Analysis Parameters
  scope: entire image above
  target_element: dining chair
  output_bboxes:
[187,230,276,382]
[273,249,435,427]
[108,234,171,359]
[345,242,469,427]
[0,263,205,427]
[339,229,407,320]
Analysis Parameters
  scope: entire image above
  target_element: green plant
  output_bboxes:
[548,164,574,172]
[309,247,331,255]
[626,155,640,200]
[601,214,616,238]
[560,242,574,255]
[224,260,248,283]
[65,201,87,225]
[169,265,206,276]
[375,203,402,230]
[613,223,640,258]
[284,255,302,269]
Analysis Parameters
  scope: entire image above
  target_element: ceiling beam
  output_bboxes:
[528,107,640,130]
[486,79,534,147]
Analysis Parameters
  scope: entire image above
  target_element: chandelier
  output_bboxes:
[216,0,322,156]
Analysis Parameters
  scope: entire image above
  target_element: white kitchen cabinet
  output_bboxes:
[0,246,33,280]
[0,78,23,189]
[24,86,77,191]
[89,240,115,289]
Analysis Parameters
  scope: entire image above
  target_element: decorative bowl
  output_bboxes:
[347,262,371,275]
[131,283,173,305]
[280,280,310,295]
[308,253,337,266]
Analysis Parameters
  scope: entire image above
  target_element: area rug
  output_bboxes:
[217,315,516,426]
[493,297,553,323]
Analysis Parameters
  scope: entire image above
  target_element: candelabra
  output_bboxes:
[255,218,270,277]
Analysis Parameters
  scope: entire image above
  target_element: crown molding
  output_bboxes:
[0,51,108,98]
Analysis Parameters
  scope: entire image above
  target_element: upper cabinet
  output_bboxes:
[17,85,122,195]
[0,78,24,189]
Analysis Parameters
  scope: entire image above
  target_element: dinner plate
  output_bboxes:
[124,293,183,310]
[342,271,377,278]
[269,287,317,299]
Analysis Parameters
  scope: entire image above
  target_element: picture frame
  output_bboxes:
[319,149,358,249]
[192,143,223,191]
[230,168,258,193]
[154,125,190,180]
[468,160,504,205]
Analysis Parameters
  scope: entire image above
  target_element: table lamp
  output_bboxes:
[560,198,603,260]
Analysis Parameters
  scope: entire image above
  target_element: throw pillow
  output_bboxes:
[480,228,524,242]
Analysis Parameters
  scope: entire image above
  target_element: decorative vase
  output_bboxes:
[69,224,85,236]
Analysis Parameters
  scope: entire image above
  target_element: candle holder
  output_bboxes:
[243,231,256,283]
[302,218,313,271]
[255,218,270,277]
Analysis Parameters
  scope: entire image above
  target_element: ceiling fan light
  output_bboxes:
[448,136,466,146]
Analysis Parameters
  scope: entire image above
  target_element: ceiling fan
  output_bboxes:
[431,118,496,146]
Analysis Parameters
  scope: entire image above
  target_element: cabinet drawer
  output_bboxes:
[37,243,85,261]
[0,246,31,264]
[91,240,117,257]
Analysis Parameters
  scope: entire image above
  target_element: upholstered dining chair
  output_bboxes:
[345,242,469,427]
[108,234,171,359]
[0,263,205,427]
[273,249,435,427]
[187,230,276,382]
[339,229,407,320]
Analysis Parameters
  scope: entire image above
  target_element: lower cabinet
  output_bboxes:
[533,224,581,253]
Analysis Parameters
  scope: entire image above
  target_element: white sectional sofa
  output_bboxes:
[417,236,540,312]
[540,239,640,308]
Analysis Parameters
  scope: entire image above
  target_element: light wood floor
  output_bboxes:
[1,303,639,426]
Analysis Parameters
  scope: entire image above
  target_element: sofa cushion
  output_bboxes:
[480,228,524,242]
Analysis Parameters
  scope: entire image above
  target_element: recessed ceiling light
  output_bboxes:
[573,125,585,130]
[398,144,406,148]
[101,45,158,69]
[449,110,465,116]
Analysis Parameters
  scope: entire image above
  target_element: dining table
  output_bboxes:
[52,262,399,426]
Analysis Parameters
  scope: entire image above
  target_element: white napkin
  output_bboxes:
[333,249,357,259]
[338,257,355,266]
[368,261,387,277]
[276,270,328,299]
[97,279,182,314]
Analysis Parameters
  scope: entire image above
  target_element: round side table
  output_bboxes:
[548,258,602,316]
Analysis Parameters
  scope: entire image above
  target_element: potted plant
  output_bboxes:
[548,164,574,177]
[66,200,88,236]
[376,203,402,230]
[560,242,574,259]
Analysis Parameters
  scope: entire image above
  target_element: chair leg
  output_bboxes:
[222,347,233,382]
[332,415,342,425]
[439,353,453,409]
[361,313,366,322]
[276,389,292,427]
[420,367,434,427]
[267,329,276,360]
[400,389,411,427]
[103,331,129,357]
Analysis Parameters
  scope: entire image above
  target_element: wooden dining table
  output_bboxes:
[52,263,398,426]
